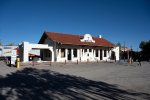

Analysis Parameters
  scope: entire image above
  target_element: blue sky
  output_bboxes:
[0,0,150,51]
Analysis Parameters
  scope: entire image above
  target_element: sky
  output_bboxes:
[0,0,150,51]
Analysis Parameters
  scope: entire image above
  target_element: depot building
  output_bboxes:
[19,32,119,62]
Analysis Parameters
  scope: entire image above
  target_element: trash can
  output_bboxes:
[16,58,20,68]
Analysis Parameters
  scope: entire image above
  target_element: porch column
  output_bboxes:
[91,49,93,55]
[82,49,84,57]
[80,49,83,61]
[107,50,109,58]
[71,49,73,61]
[107,50,109,60]
[109,49,112,60]
[93,49,95,57]
[49,47,54,62]
[51,49,54,62]
[58,49,61,58]
[87,49,89,53]
[77,49,80,60]
[98,50,100,58]
[23,42,30,62]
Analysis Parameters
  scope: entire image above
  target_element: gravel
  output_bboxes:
[0,61,150,99]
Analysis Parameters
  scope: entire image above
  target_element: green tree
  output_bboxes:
[116,42,121,47]
[0,41,2,46]
[139,40,150,61]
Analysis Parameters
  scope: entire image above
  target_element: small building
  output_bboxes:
[38,32,119,62]
[0,46,18,57]
[0,46,18,64]
[19,42,53,62]
[121,47,132,60]
[121,47,131,52]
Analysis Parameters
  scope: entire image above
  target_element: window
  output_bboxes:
[73,49,77,57]
[61,48,65,57]
[95,49,98,57]
[84,49,87,52]
[104,50,107,57]
[89,49,92,52]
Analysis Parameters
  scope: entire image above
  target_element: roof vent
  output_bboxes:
[99,35,102,38]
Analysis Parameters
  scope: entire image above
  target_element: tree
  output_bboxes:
[116,42,121,47]
[0,41,2,46]
[7,42,15,46]
[139,40,150,61]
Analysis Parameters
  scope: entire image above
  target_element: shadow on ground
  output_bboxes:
[0,68,150,100]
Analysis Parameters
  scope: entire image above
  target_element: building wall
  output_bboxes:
[54,44,115,62]
[38,35,120,62]
[0,46,18,57]
[112,46,120,60]
[43,37,57,61]
[0,48,2,56]
[19,42,54,62]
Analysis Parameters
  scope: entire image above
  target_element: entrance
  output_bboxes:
[41,49,52,61]
[111,51,115,60]
[68,49,71,60]
[100,49,103,60]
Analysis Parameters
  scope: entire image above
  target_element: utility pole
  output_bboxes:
[131,46,132,59]
[124,41,125,62]
[130,46,133,64]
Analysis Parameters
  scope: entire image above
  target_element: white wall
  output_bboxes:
[56,48,105,62]
[35,38,119,63]
[80,49,96,62]
[48,41,112,62]
[20,42,54,62]
[112,46,120,61]
[0,49,2,56]
[0,46,18,57]
[43,37,58,61]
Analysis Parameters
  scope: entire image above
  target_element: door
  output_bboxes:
[100,49,103,60]
[68,49,71,60]
[111,51,115,60]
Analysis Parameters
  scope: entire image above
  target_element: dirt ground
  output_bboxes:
[0,61,150,100]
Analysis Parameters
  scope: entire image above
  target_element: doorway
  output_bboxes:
[111,51,115,60]
[100,49,103,60]
[68,49,71,60]
[41,49,52,61]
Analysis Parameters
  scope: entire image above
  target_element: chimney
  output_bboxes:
[99,35,102,38]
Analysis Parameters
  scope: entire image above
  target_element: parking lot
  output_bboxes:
[0,61,150,100]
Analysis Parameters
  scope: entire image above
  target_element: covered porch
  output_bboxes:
[56,45,118,62]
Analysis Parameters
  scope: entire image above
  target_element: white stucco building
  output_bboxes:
[19,32,119,62]
[0,46,18,57]
[19,42,54,62]
[37,32,119,62]
[0,46,18,65]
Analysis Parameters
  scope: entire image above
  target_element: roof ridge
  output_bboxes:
[46,32,81,37]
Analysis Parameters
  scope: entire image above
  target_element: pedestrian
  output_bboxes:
[138,55,142,66]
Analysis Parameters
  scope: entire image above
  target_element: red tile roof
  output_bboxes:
[39,32,115,47]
